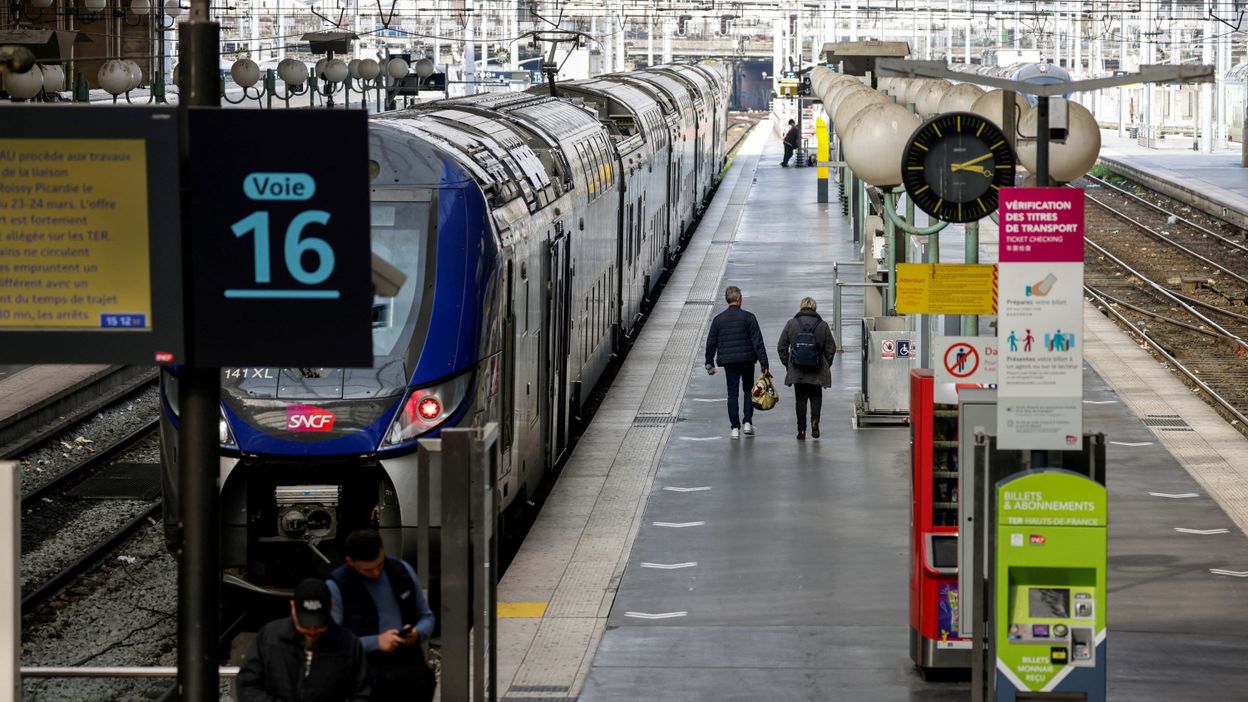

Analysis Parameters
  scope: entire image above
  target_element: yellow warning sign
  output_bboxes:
[0,138,152,330]
[895,263,998,315]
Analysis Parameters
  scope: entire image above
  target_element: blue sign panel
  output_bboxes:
[188,109,371,367]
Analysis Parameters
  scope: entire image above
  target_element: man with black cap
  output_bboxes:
[237,578,370,702]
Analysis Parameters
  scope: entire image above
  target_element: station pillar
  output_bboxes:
[816,117,829,203]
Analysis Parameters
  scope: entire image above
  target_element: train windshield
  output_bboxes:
[370,199,432,360]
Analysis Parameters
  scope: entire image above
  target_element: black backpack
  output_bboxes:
[790,317,820,368]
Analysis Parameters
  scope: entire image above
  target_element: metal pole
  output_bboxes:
[963,220,979,336]
[441,430,472,700]
[833,280,843,349]
[2,464,17,701]
[177,0,221,697]
[1036,96,1050,187]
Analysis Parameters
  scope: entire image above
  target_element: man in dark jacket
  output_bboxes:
[327,529,437,702]
[777,297,838,440]
[236,578,370,702]
[705,285,770,439]
[781,119,799,167]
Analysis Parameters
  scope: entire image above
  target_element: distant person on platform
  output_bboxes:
[705,285,770,439]
[781,119,800,167]
[776,297,838,441]
[236,578,370,702]
[328,529,437,702]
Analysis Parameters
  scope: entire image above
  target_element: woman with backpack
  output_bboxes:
[776,297,838,440]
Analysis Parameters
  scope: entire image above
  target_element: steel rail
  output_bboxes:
[1164,288,1248,325]
[1083,235,1248,352]
[1085,173,1248,255]
[1083,189,1248,289]
[1084,284,1233,341]
[1086,286,1248,428]
[21,501,163,612]
[21,419,160,509]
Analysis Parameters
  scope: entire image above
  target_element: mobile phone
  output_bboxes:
[398,624,415,637]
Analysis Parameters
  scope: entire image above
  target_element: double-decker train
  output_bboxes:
[158,63,730,593]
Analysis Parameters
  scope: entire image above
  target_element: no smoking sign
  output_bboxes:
[935,336,997,385]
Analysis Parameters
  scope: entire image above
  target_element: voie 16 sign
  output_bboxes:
[188,109,372,368]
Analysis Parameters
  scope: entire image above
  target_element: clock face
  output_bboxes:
[901,111,1017,223]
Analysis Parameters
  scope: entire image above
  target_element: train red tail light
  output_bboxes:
[416,397,442,420]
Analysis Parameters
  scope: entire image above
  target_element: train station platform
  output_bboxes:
[1096,130,1248,229]
[494,126,1248,700]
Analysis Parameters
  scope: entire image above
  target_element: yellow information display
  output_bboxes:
[895,263,998,315]
[0,138,152,331]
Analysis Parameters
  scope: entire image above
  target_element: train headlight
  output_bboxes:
[219,407,238,449]
[381,372,472,448]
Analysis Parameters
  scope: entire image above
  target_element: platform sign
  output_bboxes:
[997,188,1084,450]
[895,263,998,315]
[187,109,372,367]
[0,107,183,364]
[934,335,998,385]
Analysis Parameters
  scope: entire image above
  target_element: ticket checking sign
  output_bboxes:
[0,108,183,364]
[895,263,998,315]
[188,109,372,368]
[997,188,1085,450]
[934,335,998,385]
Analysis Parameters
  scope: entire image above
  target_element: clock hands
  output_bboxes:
[950,152,994,176]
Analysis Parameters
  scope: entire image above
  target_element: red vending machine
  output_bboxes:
[908,369,971,671]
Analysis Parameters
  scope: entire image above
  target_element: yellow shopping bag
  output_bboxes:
[751,373,779,411]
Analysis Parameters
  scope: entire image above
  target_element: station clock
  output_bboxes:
[901,111,1017,224]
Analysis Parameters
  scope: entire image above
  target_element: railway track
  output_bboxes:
[20,421,162,611]
[1080,176,1248,431]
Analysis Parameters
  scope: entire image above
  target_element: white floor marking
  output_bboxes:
[679,436,720,441]
[690,398,725,403]
[652,521,705,528]
[1149,492,1200,499]
[1209,569,1248,578]
[1110,441,1154,447]
[1083,400,1118,405]
[624,611,688,619]
[663,486,712,493]
[640,562,698,569]
[1175,528,1230,535]
[730,263,757,267]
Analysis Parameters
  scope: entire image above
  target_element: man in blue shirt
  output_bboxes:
[327,529,436,701]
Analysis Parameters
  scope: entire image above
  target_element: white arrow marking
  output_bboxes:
[640,562,698,569]
[1209,569,1248,577]
[664,486,712,493]
[1176,528,1229,535]
[653,521,705,528]
[1083,400,1118,405]
[1149,492,1200,499]
[679,436,720,442]
[1110,441,1154,447]
[624,611,688,619]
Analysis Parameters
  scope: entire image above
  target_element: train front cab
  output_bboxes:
[158,145,503,592]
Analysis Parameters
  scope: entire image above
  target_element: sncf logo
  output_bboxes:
[286,405,336,432]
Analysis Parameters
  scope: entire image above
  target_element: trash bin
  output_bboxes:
[1127,127,1139,139]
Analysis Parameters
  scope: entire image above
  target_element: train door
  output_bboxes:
[544,232,571,464]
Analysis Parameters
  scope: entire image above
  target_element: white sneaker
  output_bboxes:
[730,428,741,440]
[742,422,755,435]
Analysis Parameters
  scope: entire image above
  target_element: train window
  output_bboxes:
[369,200,432,360]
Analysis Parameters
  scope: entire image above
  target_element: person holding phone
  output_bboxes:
[327,529,437,701]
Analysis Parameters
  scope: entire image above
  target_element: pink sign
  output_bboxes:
[998,188,1085,263]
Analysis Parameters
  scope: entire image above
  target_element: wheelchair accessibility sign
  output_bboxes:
[881,339,913,360]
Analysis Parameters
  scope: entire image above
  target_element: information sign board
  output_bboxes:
[997,187,1084,450]
[0,107,183,363]
[187,109,372,367]
[895,263,998,315]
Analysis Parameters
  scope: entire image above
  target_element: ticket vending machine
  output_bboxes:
[993,470,1107,701]
[909,369,971,670]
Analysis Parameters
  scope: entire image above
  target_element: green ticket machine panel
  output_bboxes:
[994,470,1106,701]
